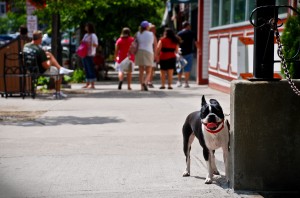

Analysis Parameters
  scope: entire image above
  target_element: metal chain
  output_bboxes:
[275,28,300,96]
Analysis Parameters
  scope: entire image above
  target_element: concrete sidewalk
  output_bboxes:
[0,78,261,198]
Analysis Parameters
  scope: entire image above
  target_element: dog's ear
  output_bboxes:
[209,99,220,106]
[201,95,207,107]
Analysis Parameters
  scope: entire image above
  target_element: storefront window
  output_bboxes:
[277,0,288,14]
[234,0,245,23]
[0,2,6,16]
[211,0,288,28]
[211,0,220,27]
[248,0,255,20]
[221,0,231,25]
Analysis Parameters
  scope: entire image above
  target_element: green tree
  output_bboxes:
[0,3,26,34]
[7,0,166,58]
[281,10,300,79]
[35,0,165,38]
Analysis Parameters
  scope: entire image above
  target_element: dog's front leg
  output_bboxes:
[204,149,213,184]
[211,150,220,175]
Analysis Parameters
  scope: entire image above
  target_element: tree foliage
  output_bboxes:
[281,10,300,79]
[36,0,166,40]
[2,0,166,56]
[0,1,26,34]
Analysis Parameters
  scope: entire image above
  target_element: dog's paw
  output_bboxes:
[225,176,230,184]
[182,171,190,177]
[205,177,213,184]
[213,170,220,175]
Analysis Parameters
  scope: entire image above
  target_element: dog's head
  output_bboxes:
[200,96,225,132]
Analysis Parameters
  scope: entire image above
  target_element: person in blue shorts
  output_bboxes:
[177,21,198,88]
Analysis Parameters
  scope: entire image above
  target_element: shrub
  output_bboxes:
[70,68,85,83]
[281,11,300,79]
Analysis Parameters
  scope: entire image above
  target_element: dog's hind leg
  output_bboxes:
[182,132,195,177]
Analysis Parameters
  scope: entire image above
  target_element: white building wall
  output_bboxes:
[202,0,210,80]
[219,38,229,71]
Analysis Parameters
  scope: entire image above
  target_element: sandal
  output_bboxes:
[159,86,166,89]
[142,83,148,91]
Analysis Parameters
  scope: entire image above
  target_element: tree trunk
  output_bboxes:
[49,12,62,89]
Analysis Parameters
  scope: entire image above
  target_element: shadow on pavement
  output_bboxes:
[1,116,124,126]
[33,89,216,100]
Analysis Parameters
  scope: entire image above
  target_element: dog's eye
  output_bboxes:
[211,106,224,118]
[200,106,209,119]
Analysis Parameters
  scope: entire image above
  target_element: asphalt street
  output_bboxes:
[0,75,261,198]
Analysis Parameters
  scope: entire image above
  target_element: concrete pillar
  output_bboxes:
[230,80,300,192]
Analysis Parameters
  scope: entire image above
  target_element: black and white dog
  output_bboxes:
[182,95,230,184]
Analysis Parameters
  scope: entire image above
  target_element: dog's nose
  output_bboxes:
[207,114,216,122]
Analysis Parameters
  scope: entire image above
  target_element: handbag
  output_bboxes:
[129,38,138,55]
[76,42,88,58]
[119,57,132,72]
[176,54,188,73]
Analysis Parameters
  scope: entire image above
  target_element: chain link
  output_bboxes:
[275,28,300,96]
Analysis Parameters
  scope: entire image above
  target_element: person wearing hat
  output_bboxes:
[134,20,154,91]
[114,27,135,90]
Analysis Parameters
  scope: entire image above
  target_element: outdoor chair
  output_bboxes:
[23,51,61,99]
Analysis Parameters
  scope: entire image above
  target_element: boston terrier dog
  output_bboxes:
[182,95,230,184]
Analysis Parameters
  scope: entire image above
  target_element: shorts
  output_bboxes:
[43,66,60,81]
[115,61,134,72]
[181,53,193,73]
[159,57,176,71]
[135,49,154,66]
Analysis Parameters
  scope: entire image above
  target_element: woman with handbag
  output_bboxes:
[80,22,98,89]
[134,21,154,91]
[114,27,134,90]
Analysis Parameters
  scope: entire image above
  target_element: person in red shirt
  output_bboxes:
[156,28,181,89]
[93,47,108,81]
[114,27,135,90]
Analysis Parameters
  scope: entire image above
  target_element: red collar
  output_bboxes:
[204,120,224,134]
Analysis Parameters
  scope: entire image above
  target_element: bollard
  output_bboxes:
[251,0,278,81]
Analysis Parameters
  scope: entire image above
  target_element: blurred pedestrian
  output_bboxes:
[177,21,198,88]
[156,28,181,89]
[94,46,108,81]
[148,24,158,88]
[81,22,98,89]
[19,25,31,48]
[134,21,154,91]
[114,27,134,90]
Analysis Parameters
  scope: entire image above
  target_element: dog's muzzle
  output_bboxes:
[203,120,224,134]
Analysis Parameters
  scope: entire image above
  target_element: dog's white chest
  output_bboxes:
[204,133,222,149]
[202,126,227,150]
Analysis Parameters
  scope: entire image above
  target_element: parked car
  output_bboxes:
[42,33,51,46]
[0,34,17,46]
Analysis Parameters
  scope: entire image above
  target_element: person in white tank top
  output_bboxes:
[134,21,154,91]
